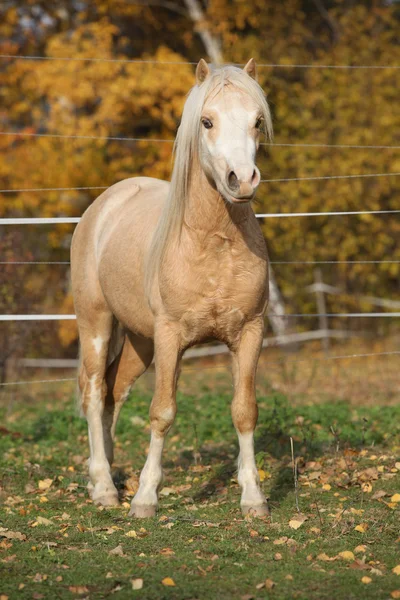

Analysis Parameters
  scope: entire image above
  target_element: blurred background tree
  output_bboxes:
[0,0,399,369]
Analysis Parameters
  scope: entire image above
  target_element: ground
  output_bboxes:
[1,340,399,599]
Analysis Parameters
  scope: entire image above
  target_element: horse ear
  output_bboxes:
[196,59,210,85]
[243,58,257,80]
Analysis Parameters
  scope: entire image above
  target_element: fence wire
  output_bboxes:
[2,260,399,266]
[1,54,400,69]
[1,350,399,387]
[1,131,400,150]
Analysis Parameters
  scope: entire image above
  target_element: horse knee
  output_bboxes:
[231,398,258,434]
[150,399,177,436]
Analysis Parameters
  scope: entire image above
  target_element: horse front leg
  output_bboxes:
[231,318,268,517]
[129,322,180,518]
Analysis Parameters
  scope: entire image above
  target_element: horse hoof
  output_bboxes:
[241,503,269,517]
[93,493,120,507]
[129,503,157,518]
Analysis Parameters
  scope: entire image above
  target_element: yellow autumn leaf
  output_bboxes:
[288,514,307,530]
[391,591,400,599]
[322,484,331,491]
[361,483,372,493]
[338,551,355,562]
[393,565,400,576]
[354,524,368,533]
[162,577,176,587]
[38,479,53,491]
[391,494,400,503]
[354,545,367,554]
[125,530,137,538]
[258,469,267,482]
[361,576,372,584]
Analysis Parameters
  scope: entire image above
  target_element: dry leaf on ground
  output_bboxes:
[131,578,143,590]
[393,565,400,576]
[289,514,308,530]
[161,577,176,586]
[338,551,355,562]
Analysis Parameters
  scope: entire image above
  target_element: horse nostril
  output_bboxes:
[251,169,259,187]
[228,171,239,191]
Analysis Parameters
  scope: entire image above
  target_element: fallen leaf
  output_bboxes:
[361,483,372,493]
[322,484,331,491]
[372,490,387,500]
[354,545,367,554]
[255,582,265,590]
[68,586,88,594]
[274,553,283,561]
[258,469,270,482]
[355,524,368,533]
[391,591,400,599]
[361,576,372,584]
[391,494,400,503]
[393,565,400,576]
[0,528,26,541]
[273,537,288,545]
[317,553,333,561]
[289,514,308,530]
[125,530,137,538]
[109,545,126,557]
[159,487,175,497]
[36,517,53,526]
[338,551,355,562]
[265,579,275,590]
[131,578,143,590]
[161,577,176,586]
[160,548,175,556]
[38,479,53,491]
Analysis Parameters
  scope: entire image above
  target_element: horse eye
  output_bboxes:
[255,118,263,129]
[202,118,213,129]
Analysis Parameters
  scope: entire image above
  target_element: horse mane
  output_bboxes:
[145,64,273,295]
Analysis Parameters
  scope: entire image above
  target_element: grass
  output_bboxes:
[1,367,400,599]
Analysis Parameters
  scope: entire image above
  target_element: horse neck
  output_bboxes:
[183,158,252,237]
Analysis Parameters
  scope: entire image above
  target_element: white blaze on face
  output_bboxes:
[201,90,261,202]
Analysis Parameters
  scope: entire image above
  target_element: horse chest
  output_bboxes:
[161,237,268,344]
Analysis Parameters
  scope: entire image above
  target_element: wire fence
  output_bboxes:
[1,54,400,69]
[1,312,399,322]
[1,52,399,391]
[1,171,399,195]
[2,260,400,266]
[1,131,400,150]
[1,209,399,226]
[2,349,399,387]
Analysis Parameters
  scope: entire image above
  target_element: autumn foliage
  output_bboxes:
[0,0,399,367]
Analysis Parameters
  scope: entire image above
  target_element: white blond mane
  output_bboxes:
[145,64,273,294]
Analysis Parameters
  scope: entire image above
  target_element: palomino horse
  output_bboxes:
[71,58,272,517]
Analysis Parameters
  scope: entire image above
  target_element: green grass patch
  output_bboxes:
[1,391,399,599]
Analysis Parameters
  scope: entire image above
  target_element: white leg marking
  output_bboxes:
[131,434,164,512]
[237,432,267,510]
[92,335,104,355]
[86,377,118,504]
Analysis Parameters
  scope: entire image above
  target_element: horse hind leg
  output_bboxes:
[102,333,154,467]
[77,310,120,506]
